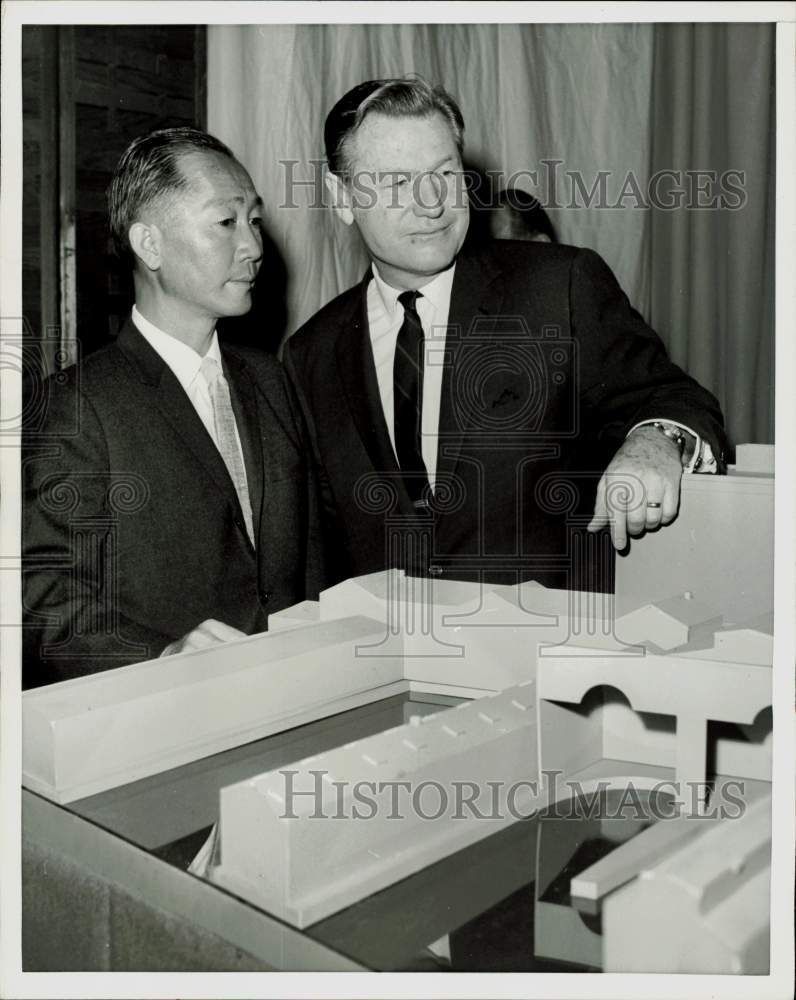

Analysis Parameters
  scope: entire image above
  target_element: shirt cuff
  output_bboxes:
[627,419,718,474]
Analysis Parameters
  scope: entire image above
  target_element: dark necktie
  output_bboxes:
[394,290,431,506]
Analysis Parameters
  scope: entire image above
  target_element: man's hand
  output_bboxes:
[587,425,684,550]
[160,618,247,658]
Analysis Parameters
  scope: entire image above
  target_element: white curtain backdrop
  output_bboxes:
[208,23,654,335]
[648,24,775,448]
[207,23,775,446]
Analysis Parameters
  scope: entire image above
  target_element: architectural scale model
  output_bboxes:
[533,807,649,968]
[611,594,721,651]
[214,681,540,927]
[22,614,405,802]
[569,812,719,902]
[23,571,614,803]
[537,625,772,814]
[212,574,771,925]
[23,557,774,935]
[614,466,774,623]
[20,462,775,969]
[603,792,772,973]
[284,569,608,694]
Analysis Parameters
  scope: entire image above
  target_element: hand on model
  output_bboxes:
[587,426,683,551]
[160,619,247,658]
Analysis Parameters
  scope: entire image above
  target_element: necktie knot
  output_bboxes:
[200,355,222,387]
[398,289,422,321]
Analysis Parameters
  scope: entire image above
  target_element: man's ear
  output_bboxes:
[325,171,354,227]
[128,222,162,272]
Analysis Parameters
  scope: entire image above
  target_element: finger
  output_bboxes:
[162,620,246,657]
[181,627,222,652]
[625,484,651,537]
[196,618,248,643]
[643,480,665,528]
[161,632,210,657]
[587,477,608,533]
[610,507,628,551]
[601,474,633,548]
[643,501,663,529]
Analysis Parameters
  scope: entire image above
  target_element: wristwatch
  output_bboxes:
[649,420,703,470]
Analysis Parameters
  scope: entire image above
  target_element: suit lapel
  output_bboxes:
[116,320,254,539]
[334,252,509,515]
[436,247,506,487]
[334,273,413,512]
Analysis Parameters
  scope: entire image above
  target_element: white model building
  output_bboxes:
[22,568,773,951]
[613,593,721,651]
[603,792,772,973]
[214,681,540,927]
[22,614,405,802]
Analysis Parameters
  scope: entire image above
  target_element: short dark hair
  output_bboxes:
[108,127,236,265]
[495,186,557,242]
[324,77,465,176]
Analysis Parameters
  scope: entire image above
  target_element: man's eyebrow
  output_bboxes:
[201,194,264,209]
[428,155,457,171]
[378,156,458,180]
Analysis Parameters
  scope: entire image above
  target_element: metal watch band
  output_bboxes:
[650,420,686,454]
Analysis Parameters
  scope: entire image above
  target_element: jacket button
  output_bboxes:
[233,515,244,530]
[428,565,443,577]
[259,590,271,603]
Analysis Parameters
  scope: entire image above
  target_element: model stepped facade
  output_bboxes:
[214,681,541,927]
[274,571,667,693]
[301,570,578,693]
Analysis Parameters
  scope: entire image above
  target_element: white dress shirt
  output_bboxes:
[367,264,455,492]
[365,269,716,482]
[131,305,248,471]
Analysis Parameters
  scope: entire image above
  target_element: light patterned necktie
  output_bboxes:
[199,356,255,546]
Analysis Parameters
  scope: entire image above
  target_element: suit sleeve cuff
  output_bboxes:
[627,419,718,473]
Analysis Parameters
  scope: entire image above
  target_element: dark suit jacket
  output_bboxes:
[23,319,324,687]
[284,240,726,590]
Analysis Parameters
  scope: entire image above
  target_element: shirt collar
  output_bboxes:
[371,262,457,321]
[131,305,221,393]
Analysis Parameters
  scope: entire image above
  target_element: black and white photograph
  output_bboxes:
[1,2,793,997]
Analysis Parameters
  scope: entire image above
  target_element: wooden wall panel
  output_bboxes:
[22,24,207,369]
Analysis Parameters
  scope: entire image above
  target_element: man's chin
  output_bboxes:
[413,247,459,276]
[222,290,254,316]
[413,229,466,269]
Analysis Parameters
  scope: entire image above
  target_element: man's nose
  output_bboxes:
[237,222,263,263]
[412,172,445,218]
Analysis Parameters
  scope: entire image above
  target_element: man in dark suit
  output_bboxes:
[23,127,323,687]
[284,78,726,589]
